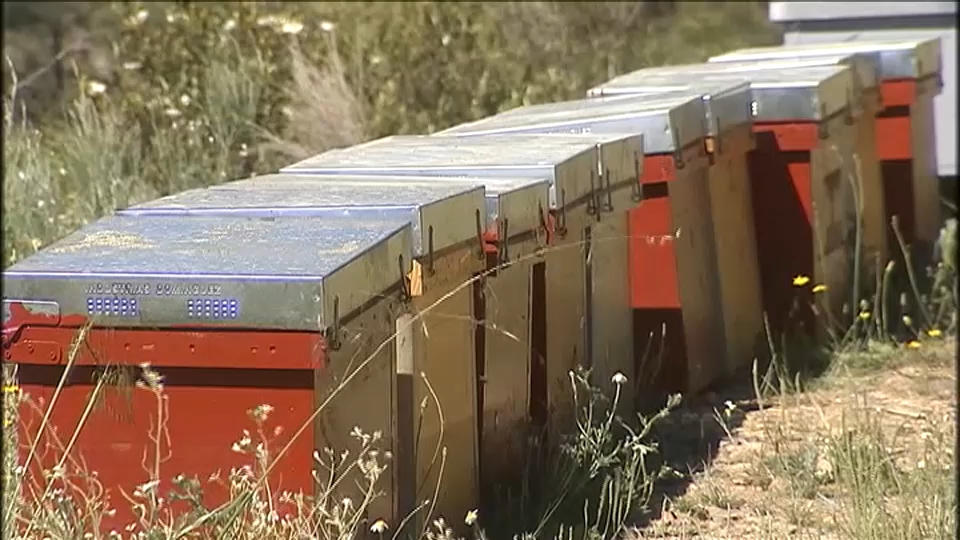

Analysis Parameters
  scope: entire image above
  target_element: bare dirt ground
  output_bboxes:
[630,339,957,540]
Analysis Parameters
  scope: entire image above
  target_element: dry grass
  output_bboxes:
[258,37,366,164]
[631,339,956,540]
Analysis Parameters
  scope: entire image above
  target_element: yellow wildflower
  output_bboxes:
[858,311,871,320]
[906,340,921,349]
[465,509,479,526]
[2,385,19,394]
[792,275,811,287]
[926,328,942,338]
[812,284,828,293]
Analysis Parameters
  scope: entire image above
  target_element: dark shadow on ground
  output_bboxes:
[629,342,831,530]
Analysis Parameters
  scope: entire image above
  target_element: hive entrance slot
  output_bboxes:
[471,271,487,480]
[529,262,548,429]
[583,226,594,371]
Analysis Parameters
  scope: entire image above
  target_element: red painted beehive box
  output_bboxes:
[437,94,727,402]
[192,171,551,519]
[592,62,863,340]
[2,211,412,533]
[283,134,640,429]
[711,38,945,264]
[586,81,766,386]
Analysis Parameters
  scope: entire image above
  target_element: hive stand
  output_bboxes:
[2,213,412,531]
[121,176,489,532]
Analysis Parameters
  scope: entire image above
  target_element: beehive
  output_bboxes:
[3,213,412,530]
[710,38,945,267]
[585,82,765,380]
[438,98,729,400]
[591,63,863,339]
[281,134,614,451]
[120,175,492,527]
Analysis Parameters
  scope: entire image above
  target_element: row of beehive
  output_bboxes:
[1,38,943,533]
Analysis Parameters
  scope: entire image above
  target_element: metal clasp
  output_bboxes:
[631,151,643,202]
[474,209,486,260]
[326,296,342,351]
[672,127,685,170]
[498,218,510,264]
[536,201,549,247]
[714,116,724,156]
[586,170,599,216]
[556,189,568,237]
[426,226,436,276]
[398,255,410,300]
[817,103,830,140]
[602,167,614,213]
[844,90,855,126]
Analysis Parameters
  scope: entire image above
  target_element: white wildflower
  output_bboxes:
[223,19,237,31]
[370,520,388,534]
[256,15,279,27]
[320,20,335,32]
[87,80,107,95]
[126,9,148,26]
[611,372,628,385]
[281,20,304,34]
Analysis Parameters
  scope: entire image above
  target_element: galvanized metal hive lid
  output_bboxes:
[219,172,546,197]
[768,2,956,23]
[214,173,551,239]
[707,52,880,96]
[5,214,407,278]
[281,134,604,210]
[2,214,411,331]
[125,177,476,213]
[590,63,856,123]
[577,81,755,137]
[708,39,942,81]
[439,94,699,155]
[117,177,484,257]
[283,134,598,174]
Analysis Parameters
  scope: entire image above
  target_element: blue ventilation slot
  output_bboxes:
[187,298,240,320]
[86,297,139,317]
